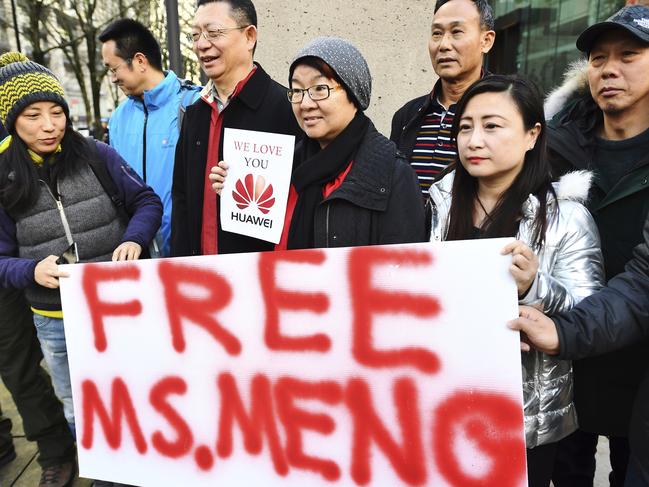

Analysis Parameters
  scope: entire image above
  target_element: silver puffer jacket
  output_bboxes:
[429,170,605,448]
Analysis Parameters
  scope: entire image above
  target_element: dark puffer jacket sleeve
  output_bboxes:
[96,141,163,248]
[555,213,649,360]
[0,208,37,288]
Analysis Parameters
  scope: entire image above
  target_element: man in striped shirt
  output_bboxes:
[390,0,495,196]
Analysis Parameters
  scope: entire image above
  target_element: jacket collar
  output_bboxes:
[429,170,594,228]
[0,134,62,164]
[325,123,396,212]
[544,59,589,121]
[405,70,490,132]
[234,63,270,110]
[428,171,454,240]
[548,96,649,176]
[200,63,270,111]
[139,71,180,110]
[522,170,593,218]
[432,69,489,108]
[545,61,603,173]
[428,170,454,206]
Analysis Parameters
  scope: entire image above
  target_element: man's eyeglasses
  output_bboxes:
[287,84,341,104]
[106,59,131,76]
[187,26,249,43]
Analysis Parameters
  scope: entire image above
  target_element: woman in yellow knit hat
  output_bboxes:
[0,53,162,482]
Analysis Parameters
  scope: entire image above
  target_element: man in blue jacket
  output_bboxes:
[100,19,200,257]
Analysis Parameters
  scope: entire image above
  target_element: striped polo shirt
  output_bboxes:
[410,97,457,195]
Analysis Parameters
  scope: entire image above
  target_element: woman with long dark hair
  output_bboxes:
[0,52,162,440]
[429,74,605,486]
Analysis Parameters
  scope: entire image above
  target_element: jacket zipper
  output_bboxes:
[39,180,74,245]
[142,102,149,183]
[325,203,330,247]
[120,164,145,187]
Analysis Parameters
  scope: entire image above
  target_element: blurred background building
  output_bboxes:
[487,0,626,93]
[0,0,638,135]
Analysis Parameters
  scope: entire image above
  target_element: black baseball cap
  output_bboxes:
[576,5,649,53]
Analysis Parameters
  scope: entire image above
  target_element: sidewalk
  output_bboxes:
[0,380,91,487]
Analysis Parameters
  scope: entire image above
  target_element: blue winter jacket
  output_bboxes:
[0,140,162,289]
[108,70,200,256]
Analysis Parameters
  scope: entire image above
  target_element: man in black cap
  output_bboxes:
[544,5,649,486]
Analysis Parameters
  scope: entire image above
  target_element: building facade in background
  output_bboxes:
[487,0,625,93]
[3,1,633,131]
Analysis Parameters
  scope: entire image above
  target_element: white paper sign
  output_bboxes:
[60,239,527,487]
[221,128,295,244]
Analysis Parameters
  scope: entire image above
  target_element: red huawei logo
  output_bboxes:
[232,174,275,214]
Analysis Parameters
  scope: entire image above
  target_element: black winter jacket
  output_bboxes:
[554,211,649,483]
[389,93,432,160]
[390,74,490,160]
[170,64,301,257]
[547,92,649,435]
[309,124,426,248]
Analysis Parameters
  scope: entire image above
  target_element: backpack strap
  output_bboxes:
[85,136,129,223]
[177,78,200,132]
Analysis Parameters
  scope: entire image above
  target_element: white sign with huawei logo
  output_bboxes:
[221,128,296,244]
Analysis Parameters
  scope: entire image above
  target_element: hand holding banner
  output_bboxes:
[221,128,295,243]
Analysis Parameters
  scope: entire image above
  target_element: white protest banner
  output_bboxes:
[220,128,295,243]
[60,239,527,486]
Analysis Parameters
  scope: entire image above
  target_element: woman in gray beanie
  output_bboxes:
[279,36,425,248]
[210,37,425,248]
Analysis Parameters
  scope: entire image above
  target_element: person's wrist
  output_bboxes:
[549,317,561,355]
[518,283,533,299]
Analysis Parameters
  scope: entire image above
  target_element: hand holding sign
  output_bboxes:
[35,255,69,288]
[220,129,295,244]
[209,161,229,195]
[501,240,539,297]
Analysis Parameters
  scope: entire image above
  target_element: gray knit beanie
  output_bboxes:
[289,37,372,111]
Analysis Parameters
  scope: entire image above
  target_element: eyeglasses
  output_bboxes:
[287,84,341,104]
[186,26,249,44]
[106,59,131,76]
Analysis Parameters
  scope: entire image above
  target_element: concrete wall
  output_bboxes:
[252,0,437,137]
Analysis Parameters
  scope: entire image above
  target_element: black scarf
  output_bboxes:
[287,111,370,249]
